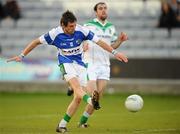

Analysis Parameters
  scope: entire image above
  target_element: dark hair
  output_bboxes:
[94,2,106,11]
[60,10,77,26]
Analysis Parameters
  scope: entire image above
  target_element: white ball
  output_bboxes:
[125,94,144,112]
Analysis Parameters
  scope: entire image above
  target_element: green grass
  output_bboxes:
[0,93,180,134]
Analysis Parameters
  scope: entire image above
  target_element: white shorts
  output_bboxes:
[87,63,110,81]
[59,63,87,87]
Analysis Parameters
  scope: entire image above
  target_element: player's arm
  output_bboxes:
[7,38,42,62]
[111,32,128,49]
[96,39,128,63]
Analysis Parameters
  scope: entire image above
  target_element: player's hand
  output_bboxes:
[6,55,23,63]
[119,32,128,42]
[114,52,128,63]
[83,42,89,52]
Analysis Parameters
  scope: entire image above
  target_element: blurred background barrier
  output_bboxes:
[0,0,180,93]
[110,58,180,79]
[0,79,180,94]
[0,58,61,81]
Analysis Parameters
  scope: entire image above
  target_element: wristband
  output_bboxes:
[19,53,25,58]
[111,50,118,56]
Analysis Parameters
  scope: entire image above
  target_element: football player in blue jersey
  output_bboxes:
[7,10,128,133]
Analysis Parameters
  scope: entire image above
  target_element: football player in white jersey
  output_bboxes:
[7,10,128,133]
[78,2,128,127]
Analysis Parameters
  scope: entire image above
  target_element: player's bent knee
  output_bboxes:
[74,89,85,98]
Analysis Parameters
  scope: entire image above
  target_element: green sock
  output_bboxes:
[83,94,91,104]
[79,111,90,124]
[63,113,71,122]
[80,116,88,124]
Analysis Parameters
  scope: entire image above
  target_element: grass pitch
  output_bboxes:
[0,92,180,134]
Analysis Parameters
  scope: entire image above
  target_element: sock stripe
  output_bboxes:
[63,114,71,122]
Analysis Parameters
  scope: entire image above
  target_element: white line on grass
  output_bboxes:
[0,114,58,120]
[135,128,180,133]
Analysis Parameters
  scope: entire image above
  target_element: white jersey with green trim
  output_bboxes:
[84,18,117,66]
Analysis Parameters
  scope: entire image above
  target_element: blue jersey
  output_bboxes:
[39,24,99,67]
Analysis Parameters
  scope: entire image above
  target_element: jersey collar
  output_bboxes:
[94,18,108,27]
